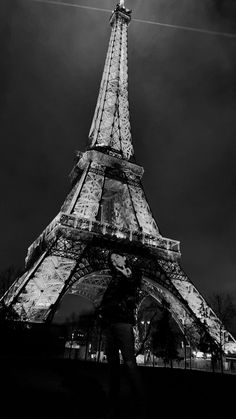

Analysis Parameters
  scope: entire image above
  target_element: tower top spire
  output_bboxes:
[88,2,133,160]
[110,2,132,25]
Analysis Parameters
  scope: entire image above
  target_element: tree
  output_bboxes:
[135,296,161,358]
[151,306,179,367]
[208,293,236,372]
[182,321,200,369]
[209,293,236,333]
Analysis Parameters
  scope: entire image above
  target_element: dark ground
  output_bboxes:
[1,353,235,419]
[0,324,235,419]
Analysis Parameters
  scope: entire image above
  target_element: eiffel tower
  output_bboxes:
[1,1,236,355]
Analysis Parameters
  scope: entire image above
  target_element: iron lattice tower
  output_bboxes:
[1,2,236,354]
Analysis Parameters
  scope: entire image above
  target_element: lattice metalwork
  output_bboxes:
[11,256,76,322]
[72,170,105,219]
[88,4,133,160]
[2,271,34,308]
[69,160,160,237]
[129,184,160,236]
[66,270,112,307]
[1,239,87,321]
[60,182,78,213]
[158,260,236,353]
[99,178,139,230]
[142,277,200,339]
[50,237,86,261]
[58,249,203,346]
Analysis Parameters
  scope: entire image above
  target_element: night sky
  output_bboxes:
[1,0,236,316]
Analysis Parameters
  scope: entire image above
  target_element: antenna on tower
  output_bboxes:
[119,0,125,8]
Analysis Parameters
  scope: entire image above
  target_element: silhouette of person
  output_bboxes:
[98,252,147,419]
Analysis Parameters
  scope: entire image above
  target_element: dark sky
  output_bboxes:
[1,0,236,311]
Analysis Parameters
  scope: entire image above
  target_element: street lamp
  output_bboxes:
[141,320,150,364]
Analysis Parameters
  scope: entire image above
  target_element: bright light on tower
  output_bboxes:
[120,0,125,7]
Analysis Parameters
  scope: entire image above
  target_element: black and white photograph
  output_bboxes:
[0,1,236,418]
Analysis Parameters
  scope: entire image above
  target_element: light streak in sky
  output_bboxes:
[27,0,236,39]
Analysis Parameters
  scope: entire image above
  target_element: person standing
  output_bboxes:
[98,252,147,419]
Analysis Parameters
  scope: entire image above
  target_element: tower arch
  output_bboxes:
[56,251,202,348]
[140,277,200,343]
[65,269,112,307]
